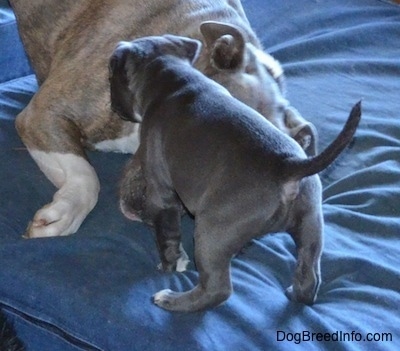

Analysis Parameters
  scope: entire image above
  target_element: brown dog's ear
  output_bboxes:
[200,21,245,70]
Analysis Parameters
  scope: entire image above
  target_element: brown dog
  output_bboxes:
[10,0,316,238]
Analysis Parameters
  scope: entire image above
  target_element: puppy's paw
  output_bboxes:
[285,285,317,305]
[285,285,295,301]
[153,289,180,311]
[156,245,190,272]
[293,124,317,157]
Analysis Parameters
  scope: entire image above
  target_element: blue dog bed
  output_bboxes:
[1,0,399,350]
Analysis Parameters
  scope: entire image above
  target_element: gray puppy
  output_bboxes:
[110,35,361,312]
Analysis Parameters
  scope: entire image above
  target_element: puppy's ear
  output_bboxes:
[109,42,141,123]
[181,38,202,65]
[109,42,131,73]
[164,35,202,65]
[200,21,245,70]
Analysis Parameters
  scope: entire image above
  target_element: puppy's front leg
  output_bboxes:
[153,218,233,312]
[154,208,188,272]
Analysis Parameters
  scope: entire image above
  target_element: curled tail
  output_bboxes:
[284,101,362,180]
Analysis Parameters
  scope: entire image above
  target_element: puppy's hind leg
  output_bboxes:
[286,210,323,305]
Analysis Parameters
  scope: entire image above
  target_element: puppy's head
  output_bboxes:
[109,35,202,123]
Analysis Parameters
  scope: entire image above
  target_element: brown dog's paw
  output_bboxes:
[293,124,318,157]
[284,106,318,156]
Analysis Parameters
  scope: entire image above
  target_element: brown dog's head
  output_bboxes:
[109,35,201,123]
[198,21,317,155]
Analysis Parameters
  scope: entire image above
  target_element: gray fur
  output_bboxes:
[112,35,361,312]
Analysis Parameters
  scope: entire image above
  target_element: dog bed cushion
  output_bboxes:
[0,0,399,350]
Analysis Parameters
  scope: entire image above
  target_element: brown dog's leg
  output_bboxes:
[16,89,100,238]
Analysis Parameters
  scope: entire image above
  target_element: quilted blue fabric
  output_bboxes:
[1,0,399,350]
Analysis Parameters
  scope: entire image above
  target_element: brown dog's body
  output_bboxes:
[10,0,316,238]
[111,35,361,312]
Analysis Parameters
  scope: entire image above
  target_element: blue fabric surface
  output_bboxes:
[0,0,32,83]
[0,0,399,350]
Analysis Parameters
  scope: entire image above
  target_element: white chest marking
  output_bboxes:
[94,125,140,154]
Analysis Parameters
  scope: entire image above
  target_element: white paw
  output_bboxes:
[153,289,177,310]
[25,151,100,238]
[153,289,173,303]
[26,196,94,238]
[153,289,185,311]
[155,244,190,272]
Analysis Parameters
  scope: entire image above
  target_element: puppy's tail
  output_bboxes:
[284,101,362,180]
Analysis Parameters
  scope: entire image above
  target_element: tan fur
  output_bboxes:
[10,0,316,237]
